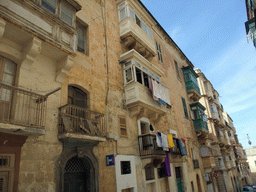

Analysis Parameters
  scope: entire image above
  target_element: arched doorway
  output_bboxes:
[196,174,202,192]
[64,156,93,192]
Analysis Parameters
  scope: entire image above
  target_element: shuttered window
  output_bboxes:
[120,117,127,137]
[77,23,87,54]
[174,60,181,79]
[156,41,163,63]
[182,97,188,119]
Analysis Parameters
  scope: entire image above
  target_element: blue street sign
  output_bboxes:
[106,154,115,166]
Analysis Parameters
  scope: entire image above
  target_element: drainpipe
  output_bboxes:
[100,0,109,135]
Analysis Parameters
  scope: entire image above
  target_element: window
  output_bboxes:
[0,58,17,121]
[157,163,166,178]
[118,3,153,39]
[191,181,195,192]
[181,97,188,119]
[42,0,56,14]
[120,117,127,137]
[68,86,87,108]
[156,41,163,63]
[129,9,135,21]
[145,166,155,180]
[61,4,74,25]
[135,67,149,88]
[174,60,181,79]
[34,0,76,26]
[135,15,141,27]
[119,7,127,20]
[121,161,131,175]
[77,23,87,54]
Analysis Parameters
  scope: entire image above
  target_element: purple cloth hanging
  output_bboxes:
[164,151,171,177]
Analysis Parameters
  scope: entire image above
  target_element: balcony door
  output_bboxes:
[68,86,87,108]
[0,58,16,122]
[175,167,183,192]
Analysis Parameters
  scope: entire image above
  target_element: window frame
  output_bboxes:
[156,41,163,63]
[77,21,88,55]
[174,60,181,79]
[41,0,57,14]
[121,161,131,175]
[119,116,128,137]
[60,3,75,26]
[181,97,188,119]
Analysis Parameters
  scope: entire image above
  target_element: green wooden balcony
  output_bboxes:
[193,119,208,132]
[182,67,201,102]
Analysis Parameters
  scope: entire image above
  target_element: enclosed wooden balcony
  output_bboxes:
[119,16,157,60]
[0,0,81,53]
[182,67,201,102]
[120,50,166,121]
[138,133,165,158]
[0,83,47,135]
[200,146,216,169]
[58,104,106,142]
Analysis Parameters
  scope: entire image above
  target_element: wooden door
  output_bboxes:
[175,167,183,192]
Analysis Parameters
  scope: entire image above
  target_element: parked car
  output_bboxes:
[243,186,254,192]
[252,184,256,192]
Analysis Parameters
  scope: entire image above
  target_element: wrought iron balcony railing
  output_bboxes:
[0,83,47,128]
[58,104,105,137]
[138,133,165,157]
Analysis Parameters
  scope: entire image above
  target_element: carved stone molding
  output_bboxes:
[56,55,75,83]
[0,18,6,39]
[21,37,42,69]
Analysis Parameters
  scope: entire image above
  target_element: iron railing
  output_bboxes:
[138,133,165,156]
[193,159,200,169]
[58,104,105,137]
[0,83,47,128]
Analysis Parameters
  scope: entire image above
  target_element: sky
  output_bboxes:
[140,0,256,149]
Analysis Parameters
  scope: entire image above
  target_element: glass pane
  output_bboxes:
[3,74,14,85]
[135,15,141,27]
[4,60,16,74]
[147,28,153,39]
[129,9,135,21]
[76,90,85,100]
[119,8,127,20]
[42,0,56,14]
[78,27,85,52]
[0,88,12,101]
[125,68,133,83]
[75,100,85,108]
[61,4,73,18]
[185,74,190,81]
[136,68,142,84]
[142,22,147,34]
[124,61,131,68]
[61,13,73,25]
[135,61,141,68]
[118,2,125,9]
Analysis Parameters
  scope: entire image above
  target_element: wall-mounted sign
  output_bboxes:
[204,174,210,181]
[213,171,220,178]
[106,154,115,166]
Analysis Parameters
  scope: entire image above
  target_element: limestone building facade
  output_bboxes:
[195,68,252,192]
[245,0,256,47]
[0,0,250,191]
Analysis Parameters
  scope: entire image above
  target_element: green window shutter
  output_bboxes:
[182,97,188,119]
